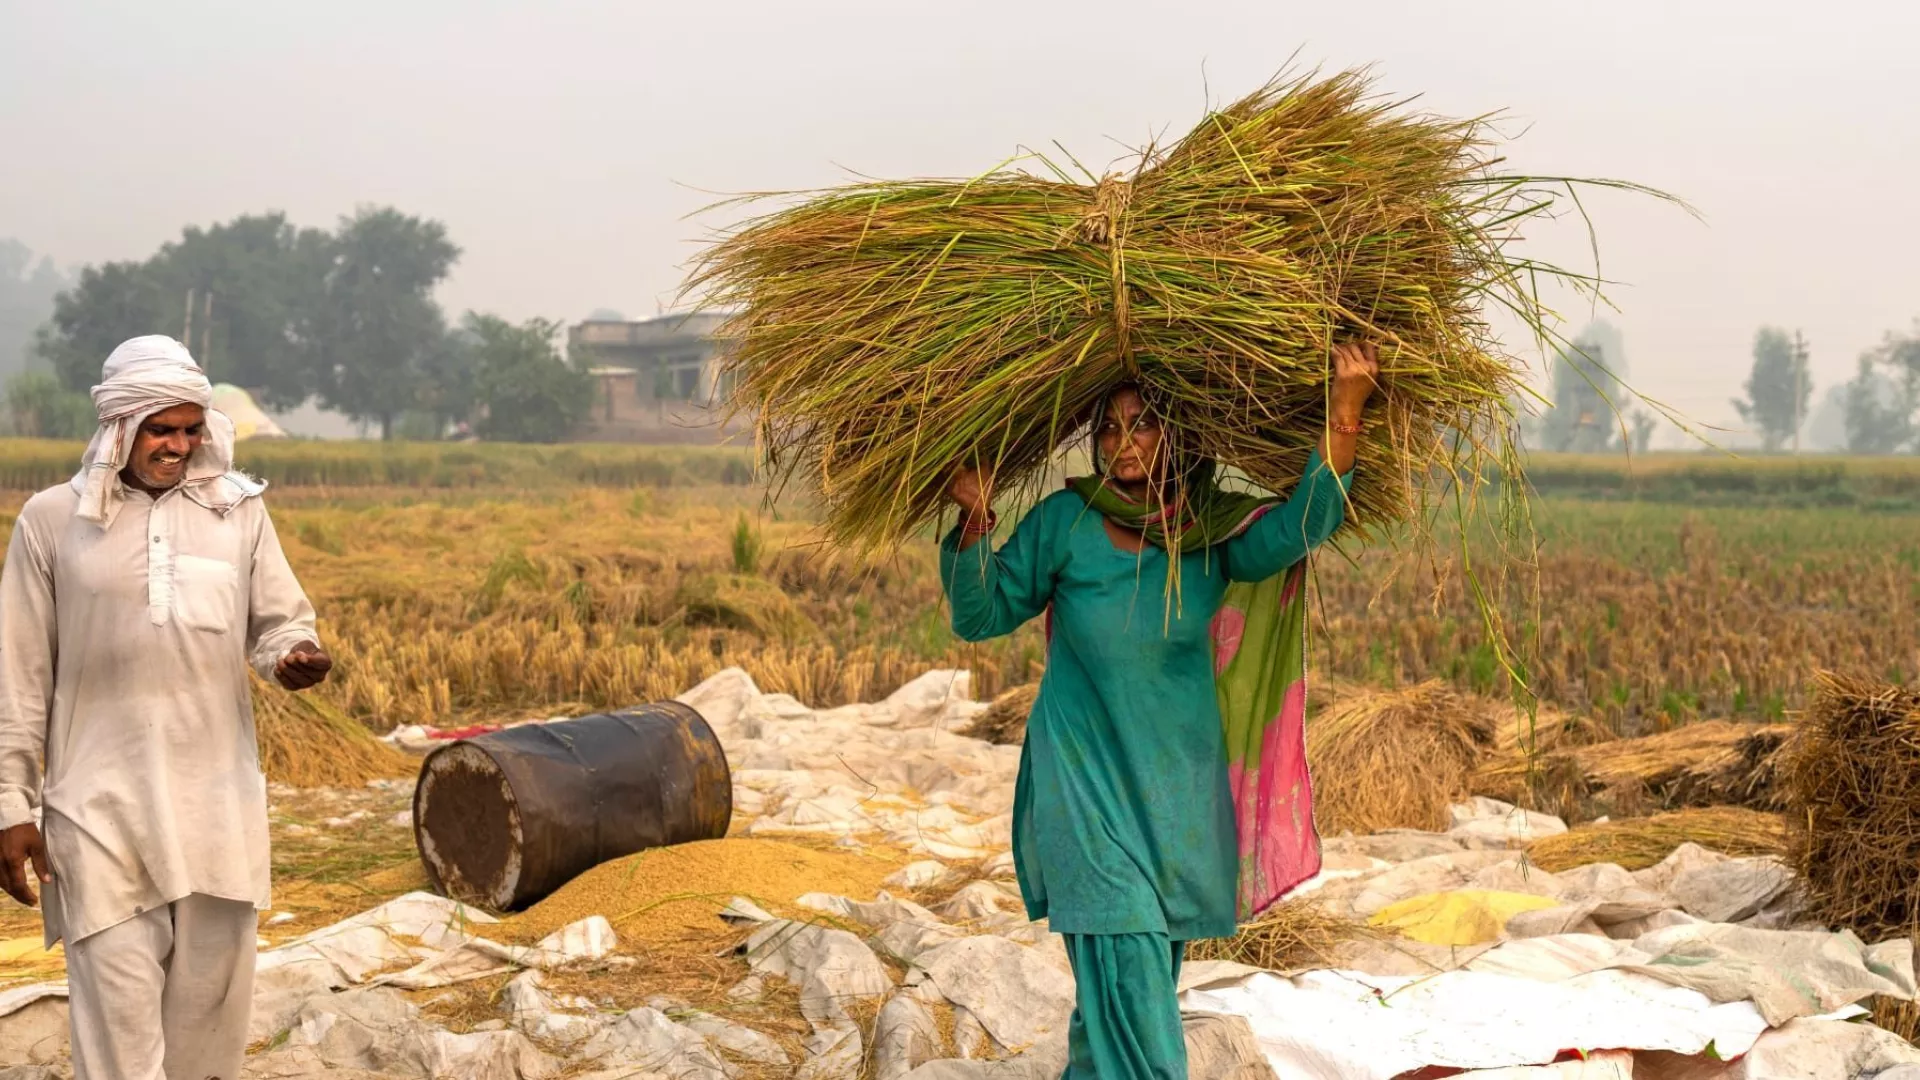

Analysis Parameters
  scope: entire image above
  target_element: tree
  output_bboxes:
[36,260,175,391]
[1628,409,1656,455]
[1539,321,1629,453]
[1732,327,1812,452]
[304,207,461,439]
[1843,355,1915,454]
[33,214,328,407]
[3,371,94,438]
[466,314,594,443]
[0,240,70,381]
[157,214,332,407]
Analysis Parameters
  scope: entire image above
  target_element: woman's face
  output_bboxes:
[1096,387,1163,487]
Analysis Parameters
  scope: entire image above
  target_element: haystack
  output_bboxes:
[692,70,1659,549]
[251,675,413,788]
[1785,673,1920,942]
[1524,807,1788,873]
[1472,719,1789,823]
[1308,681,1498,834]
[1785,673,1920,1042]
[963,682,1038,745]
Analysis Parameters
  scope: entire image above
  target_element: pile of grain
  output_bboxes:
[1308,681,1499,835]
[502,838,907,946]
[1524,807,1788,873]
[252,674,415,788]
[963,683,1038,746]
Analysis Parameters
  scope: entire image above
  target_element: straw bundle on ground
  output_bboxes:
[251,675,414,788]
[963,682,1038,745]
[1524,807,1788,873]
[1188,897,1373,971]
[692,70,1658,549]
[1784,673,1920,1043]
[1785,672,1920,943]
[1308,680,1499,834]
[1671,724,1793,811]
[1472,720,1787,822]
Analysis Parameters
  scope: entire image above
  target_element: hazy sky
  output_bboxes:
[3,1,1916,445]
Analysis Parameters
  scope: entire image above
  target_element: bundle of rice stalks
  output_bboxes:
[251,675,414,788]
[692,69,1666,549]
[1786,672,1920,943]
[1472,720,1787,822]
[1188,896,1373,972]
[1524,807,1788,873]
[1308,680,1498,834]
[1671,724,1794,811]
[962,682,1038,745]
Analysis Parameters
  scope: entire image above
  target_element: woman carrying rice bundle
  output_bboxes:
[940,342,1379,1079]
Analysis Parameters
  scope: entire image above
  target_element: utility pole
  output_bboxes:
[183,288,196,348]
[201,291,214,380]
[1792,330,1809,455]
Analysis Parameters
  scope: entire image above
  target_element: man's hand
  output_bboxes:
[275,642,333,691]
[1,823,51,907]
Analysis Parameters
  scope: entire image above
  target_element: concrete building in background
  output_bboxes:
[567,311,744,444]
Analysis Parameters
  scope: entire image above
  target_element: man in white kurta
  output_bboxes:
[0,336,330,1079]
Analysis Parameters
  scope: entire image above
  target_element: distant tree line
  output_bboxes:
[1525,318,1920,455]
[3,209,594,442]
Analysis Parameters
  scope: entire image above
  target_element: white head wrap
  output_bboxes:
[72,335,240,526]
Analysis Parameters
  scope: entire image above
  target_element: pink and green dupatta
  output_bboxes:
[1067,473,1322,921]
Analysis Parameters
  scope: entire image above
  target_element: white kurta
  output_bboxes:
[0,473,316,946]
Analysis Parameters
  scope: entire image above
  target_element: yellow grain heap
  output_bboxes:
[502,838,908,946]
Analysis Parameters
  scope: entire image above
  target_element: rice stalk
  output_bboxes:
[1187,897,1374,971]
[1524,807,1788,873]
[690,68,1673,555]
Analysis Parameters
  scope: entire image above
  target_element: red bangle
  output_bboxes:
[961,510,997,536]
[1331,421,1362,435]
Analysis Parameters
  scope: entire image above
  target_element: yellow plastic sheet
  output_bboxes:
[1367,889,1562,946]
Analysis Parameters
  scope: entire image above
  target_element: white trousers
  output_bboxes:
[64,893,257,1080]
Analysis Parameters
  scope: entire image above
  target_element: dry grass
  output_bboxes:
[690,69,1662,551]
[1524,808,1789,873]
[1786,672,1920,943]
[962,683,1038,746]
[252,673,415,787]
[1308,680,1499,834]
[1783,673,1920,1047]
[1473,720,1791,823]
[1187,897,1375,971]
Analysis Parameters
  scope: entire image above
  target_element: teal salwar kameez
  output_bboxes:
[940,452,1350,1079]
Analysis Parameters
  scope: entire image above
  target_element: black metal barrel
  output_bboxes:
[412,702,731,911]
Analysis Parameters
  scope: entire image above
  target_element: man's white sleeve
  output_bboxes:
[246,504,319,681]
[0,513,56,830]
